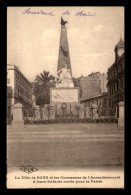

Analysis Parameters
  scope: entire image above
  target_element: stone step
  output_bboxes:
[7,130,124,135]
[8,133,124,138]
[7,124,124,143]
[7,137,124,143]
[7,123,123,131]
[7,132,124,143]
[7,125,124,134]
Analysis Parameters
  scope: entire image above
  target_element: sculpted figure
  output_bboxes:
[56,64,74,88]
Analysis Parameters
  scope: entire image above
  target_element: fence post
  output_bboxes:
[118,101,124,127]
[55,105,57,123]
[40,105,43,123]
[11,103,24,127]
[70,104,72,123]
[115,105,117,118]
[84,104,86,122]
[91,104,98,120]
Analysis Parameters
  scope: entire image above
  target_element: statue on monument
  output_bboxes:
[56,17,74,88]
[56,64,74,88]
[51,17,79,104]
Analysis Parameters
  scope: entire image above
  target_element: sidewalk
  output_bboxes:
[7,123,124,168]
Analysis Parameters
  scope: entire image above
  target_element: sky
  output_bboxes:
[7,7,124,82]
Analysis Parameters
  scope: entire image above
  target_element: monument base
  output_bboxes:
[50,87,80,107]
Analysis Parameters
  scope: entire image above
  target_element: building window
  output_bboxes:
[121,64,122,71]
[114,83,116,93]
[15,86,18,94]
[122,62,124,70]
[8,93,12,98]
[104,98,106,105]
[115,82,117,92]
[112,101,114,108]
[7,78,10,84]
[117,80,119,91]
[118,66,121,73]
[109,87,111,95]
[121,78,124,89]
[117,67,118,74]
[115,69,117,76]
[112,85,114,95]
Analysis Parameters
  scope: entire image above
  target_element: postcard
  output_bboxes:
[7,6,124,188]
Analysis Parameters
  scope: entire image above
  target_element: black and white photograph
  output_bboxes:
[7,6,124,188]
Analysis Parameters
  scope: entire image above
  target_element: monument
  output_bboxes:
[50,17,79,105]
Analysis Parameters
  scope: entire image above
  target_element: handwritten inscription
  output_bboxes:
[23,8,55,16]
[63,10,96,16]
[22,8,96,16]
[75,11,96,16]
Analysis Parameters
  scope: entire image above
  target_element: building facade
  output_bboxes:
[80,92,108,108]
[107,39,124,109]
[75,72,107,99]
[7,65,33,110]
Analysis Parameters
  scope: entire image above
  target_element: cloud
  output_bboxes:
[94,25,104,32]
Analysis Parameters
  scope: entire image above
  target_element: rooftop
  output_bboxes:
[7,64,32,87]
[80,92,108,102]
[116,38,124,48]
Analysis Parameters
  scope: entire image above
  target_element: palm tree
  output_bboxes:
[33,71,55,106]
[72,77,77,87]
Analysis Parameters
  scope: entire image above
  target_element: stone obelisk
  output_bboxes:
[56,17,74,88]
[57,17,72,75]
[50,17,79,104]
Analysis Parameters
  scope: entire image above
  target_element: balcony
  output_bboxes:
[108,89,124,99]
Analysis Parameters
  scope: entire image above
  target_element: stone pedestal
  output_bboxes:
[50,87,80,107]
[11,103,24,127]
[118,101,124,127]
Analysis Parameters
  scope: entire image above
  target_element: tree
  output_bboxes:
[72,77,78,87]
[33,71,55,106]
[72,77,82,97]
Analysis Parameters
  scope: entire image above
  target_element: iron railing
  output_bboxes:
[23,104,118,124]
